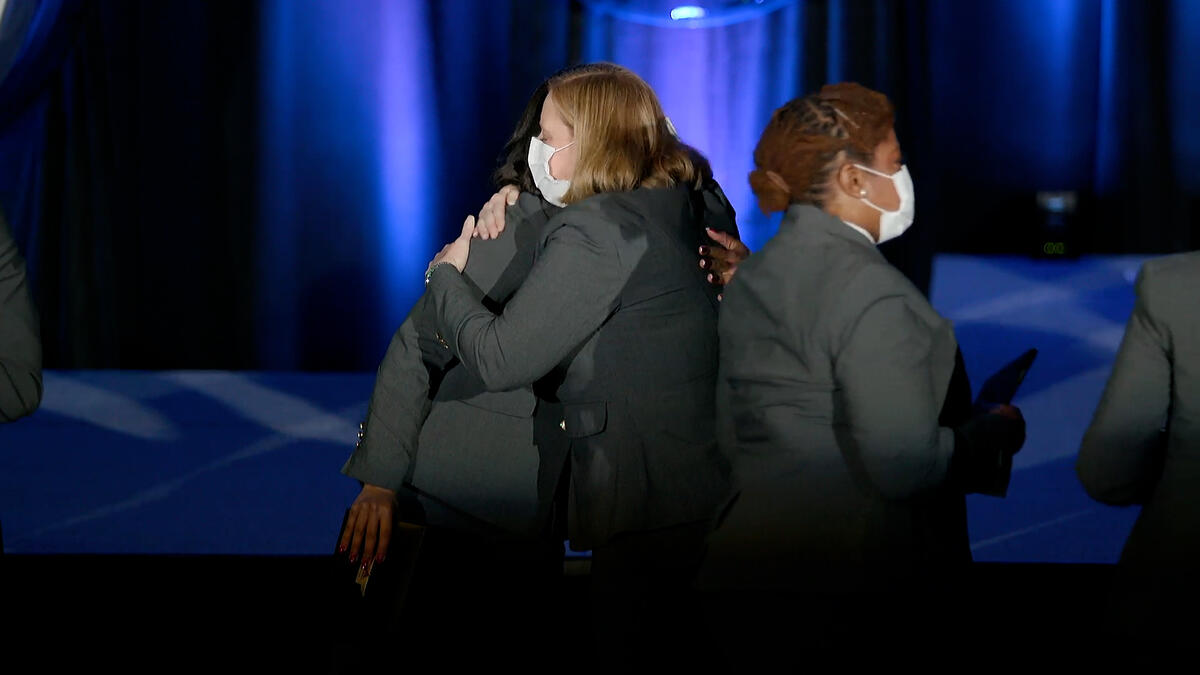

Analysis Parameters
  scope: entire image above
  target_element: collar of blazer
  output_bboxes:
[782,203,886,256]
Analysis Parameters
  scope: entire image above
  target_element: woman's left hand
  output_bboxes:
[428,215,476,274]
[699,227,751,291]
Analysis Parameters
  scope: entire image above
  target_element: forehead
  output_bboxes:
[540,94,564,127]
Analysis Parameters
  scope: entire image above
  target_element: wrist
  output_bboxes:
[425,261,457,285]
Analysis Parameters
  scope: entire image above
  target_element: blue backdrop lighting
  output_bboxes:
[1,0,1198,370]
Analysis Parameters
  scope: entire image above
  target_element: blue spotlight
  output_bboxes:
[671,6,706,20]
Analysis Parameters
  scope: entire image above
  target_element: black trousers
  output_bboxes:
[586,520,716,671]
[328,489,567,671]
[700,571,973,670]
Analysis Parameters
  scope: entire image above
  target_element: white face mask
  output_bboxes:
[854,164,915,244]
[528,137,575,207]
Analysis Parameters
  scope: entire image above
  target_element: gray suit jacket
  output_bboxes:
[698,204,964,591]
[1077,251,1200,570]
[426,186,730,550]
[0,207,41,422]
[342,193,564,537]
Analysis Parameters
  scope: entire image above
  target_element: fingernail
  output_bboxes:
[698,246,709,255]
[699,259,708,269]
[708,274,715,282]
[348,551,358,563]
[376,552,386,564]
[338,543,347,554]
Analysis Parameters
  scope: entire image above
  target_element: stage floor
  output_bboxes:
[0,254,1148,561]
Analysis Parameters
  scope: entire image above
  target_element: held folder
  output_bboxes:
[975,348,1038,407]
[331,509,426,626]
[973,348,1037,497]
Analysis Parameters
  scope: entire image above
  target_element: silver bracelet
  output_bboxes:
[425,261,456,286]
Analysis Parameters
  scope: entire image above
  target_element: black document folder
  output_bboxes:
[972,348,1037,497]
[975,348,1038,407]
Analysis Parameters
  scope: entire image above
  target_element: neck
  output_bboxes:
[824,200,880,241]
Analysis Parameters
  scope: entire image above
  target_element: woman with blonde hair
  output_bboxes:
[424,64,729,667]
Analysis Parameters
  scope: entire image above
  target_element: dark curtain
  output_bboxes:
[1,0,258,369]
[1,0,1197,371]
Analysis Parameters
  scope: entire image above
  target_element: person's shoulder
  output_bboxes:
[1140,250,1200,287]
[1135,251,1200,322]
[545,188,675,236]
[506,191,556,221]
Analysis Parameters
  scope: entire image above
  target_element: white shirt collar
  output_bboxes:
[840,220,877,245]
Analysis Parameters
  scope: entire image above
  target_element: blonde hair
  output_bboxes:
[547,64,699,204]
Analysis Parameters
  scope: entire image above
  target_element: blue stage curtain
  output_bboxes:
[1,0,1198,370]
[255,0,568,369]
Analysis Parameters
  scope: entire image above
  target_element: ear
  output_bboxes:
[765,170,790,194]
[833,163,866,199]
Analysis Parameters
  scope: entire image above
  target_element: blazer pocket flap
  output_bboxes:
[561,401,608,438]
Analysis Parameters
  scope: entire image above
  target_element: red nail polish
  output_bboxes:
[338,543,347,553]
[348,551,358,563]
[376,552,386,564]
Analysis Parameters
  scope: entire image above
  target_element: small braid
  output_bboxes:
[750,82,894,214]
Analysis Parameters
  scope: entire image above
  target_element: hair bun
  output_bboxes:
[749,169,791,215]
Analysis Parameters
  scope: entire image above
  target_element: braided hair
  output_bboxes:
[749,82,894,214]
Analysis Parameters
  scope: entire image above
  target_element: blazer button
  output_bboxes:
[559,420,566,431]
[357,422,365,441]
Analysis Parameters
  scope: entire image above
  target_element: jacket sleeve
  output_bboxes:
[832,293,955,500]
[0,212,42,422]
[340,302,434,490]
[426,214,633,392]
[1076,266,1171,505]
[341,199,539,488]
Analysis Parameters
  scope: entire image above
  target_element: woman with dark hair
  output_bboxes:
[695,83,1027,661]
[423,64,733,669]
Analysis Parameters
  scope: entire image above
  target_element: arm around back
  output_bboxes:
[426,209,632,392]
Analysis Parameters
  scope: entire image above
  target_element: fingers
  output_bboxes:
[459,214,476,240]
[707,228,751,256]
[376,515,392,564]
[705,227,734,248]
[338,507,358,556]
[347,505,366,563]
[476,190,512,240]
[499,184,520,204]
[360,508,378,571]
[989,404,1022,421]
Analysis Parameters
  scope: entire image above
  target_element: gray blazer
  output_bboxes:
[426,185,730,550]
[1077,251,1200,571]
[0,208,41,422]
[342,193,565,537]
[698,204,965,591]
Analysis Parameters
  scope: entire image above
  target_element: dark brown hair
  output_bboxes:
[749,82,894,214]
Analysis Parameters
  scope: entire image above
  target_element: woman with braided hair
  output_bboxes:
[695,83,1027,659]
